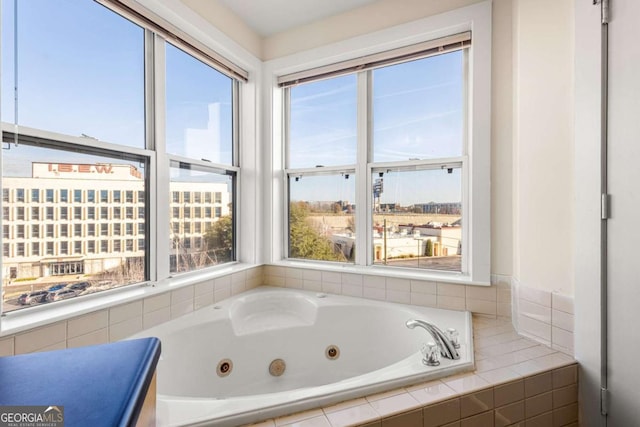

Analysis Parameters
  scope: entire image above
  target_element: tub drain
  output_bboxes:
[325,345,340,360]
[269,359,286,376]
[216,359,233,377]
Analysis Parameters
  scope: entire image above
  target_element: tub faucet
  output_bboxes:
[405,319,460,361]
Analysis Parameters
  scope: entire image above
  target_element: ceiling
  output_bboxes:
[217,0,379,37]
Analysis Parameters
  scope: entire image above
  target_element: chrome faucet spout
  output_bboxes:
[406,319,460,360]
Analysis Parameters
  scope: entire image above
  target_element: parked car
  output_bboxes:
[47,284,67,293]
[17,290,49,305]
[67,282,90,292]
[46,289,78,302]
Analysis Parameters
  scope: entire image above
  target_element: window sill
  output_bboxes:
[270,260,490,286]
[0,262,259,337]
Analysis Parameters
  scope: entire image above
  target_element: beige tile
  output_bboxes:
[0,336,14,357]
[194,292,215,310]
[443,374,491,394]
[552,364,577,389]
[441,422,461,427]
[386,278,410,292]
[519,287,551,307]
[367,392,421,418]
[493,380,524,408]
[324,403,379,427]
[533,353,574,371]
[110,300,143,324]
[460,388,493,418]
[366,388,405,402]
[34,341,67,353]
[466,299,497,316]
[323,398,368,414]
[275,409,324,426]
[551,327,573,352]
[438,296,466,311]
[524,411,552,427]
[15,322,66,354]
[285,277,303,289]
[411,292,437,307]
[232,270,247,284]
[551,309,573,332]
[552,403,578,427]
[364,275,386,289]
[109,316,143,342]
[497,288,511,303]
[322,271,341,284]
[67,328,109,348]
[478,338,537,358]
[510,360,544,377]
[171,299,194,319]
[67,310,109,339]
[342,283,363,297]
[386,290,410,304]
[171,285,194,304]
[497,303,512,318]
[215,287,232,302]
[265,275,285,286]
[517,315,551,342]
[322,282,341,295]
[364,287,386,301]
[411,280,437,294]
[144,292,170,313]
[423,398,460,427]
[552,384,577,409]
[381,409,421,427]
[438,283,466,297]
[476,367,520,385]
[525,391,552,419]
[519,300,551,325]
[302,269,322,281]
[303,280,323,292]
[494,401,524,427]
[465,285,497,302]
[280,415,331,427]
[407,380,456,405]
[264,265,285,277]
[143,306,171,329]
[231,279,248,294]
[551,293,574,314]
[524,372,552,398]
[460,410,493,427]
[357,422,381,427]
[342,273,363,286]
[285,268,303,279]
[474,324,515,339]
[475,331,520,349]
[194,279,214,296]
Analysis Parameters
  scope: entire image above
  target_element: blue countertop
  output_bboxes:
[0,337,161,427]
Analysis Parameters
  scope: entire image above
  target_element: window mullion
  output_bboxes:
[154,34,170,282]
[355,71,370,266]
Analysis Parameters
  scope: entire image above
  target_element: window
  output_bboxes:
[2,189,9,202]
[3,225,9,239]
[1,0,246,313]
[16,243,24,257]
[214,192,222,204]
[166,42,237,274]
[280,28,490,281]
[16,225,24,238]
[32,242,40,256]
[194,192,201,203]
[3,244,9,257]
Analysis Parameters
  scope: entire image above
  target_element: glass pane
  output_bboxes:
[166,44,233,165]
[372,167,462,271]
[169,163,234,273]
[1,0,144,147]
[288,174,355,263]
[1,144,147,312]
[289,75,357,168]
[373,51,465,162]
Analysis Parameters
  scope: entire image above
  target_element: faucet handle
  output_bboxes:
[446,328,460,349]
[420,342,441,366]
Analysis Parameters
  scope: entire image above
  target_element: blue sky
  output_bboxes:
[1,0,232,175]
[289,51,464,205]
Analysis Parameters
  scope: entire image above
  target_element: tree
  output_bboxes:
[289,202,345,262]
[426,239,433,257]
[205,215,233,263]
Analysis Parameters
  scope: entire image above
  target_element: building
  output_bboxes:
[2,162,229,284]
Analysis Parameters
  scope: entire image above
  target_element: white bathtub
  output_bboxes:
[131,287,474,426]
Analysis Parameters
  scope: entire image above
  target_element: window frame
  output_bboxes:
[267,1,491,284]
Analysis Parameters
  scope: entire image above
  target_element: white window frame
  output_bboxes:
[264,1,491,285]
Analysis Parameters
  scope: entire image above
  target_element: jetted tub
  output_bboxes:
[131,287,474,426]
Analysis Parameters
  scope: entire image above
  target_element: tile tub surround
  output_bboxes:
[512,279,575,356]
[246,316,578,427]
[0,266,264,357]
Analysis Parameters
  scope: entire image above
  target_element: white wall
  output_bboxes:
[512,0,575,295]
